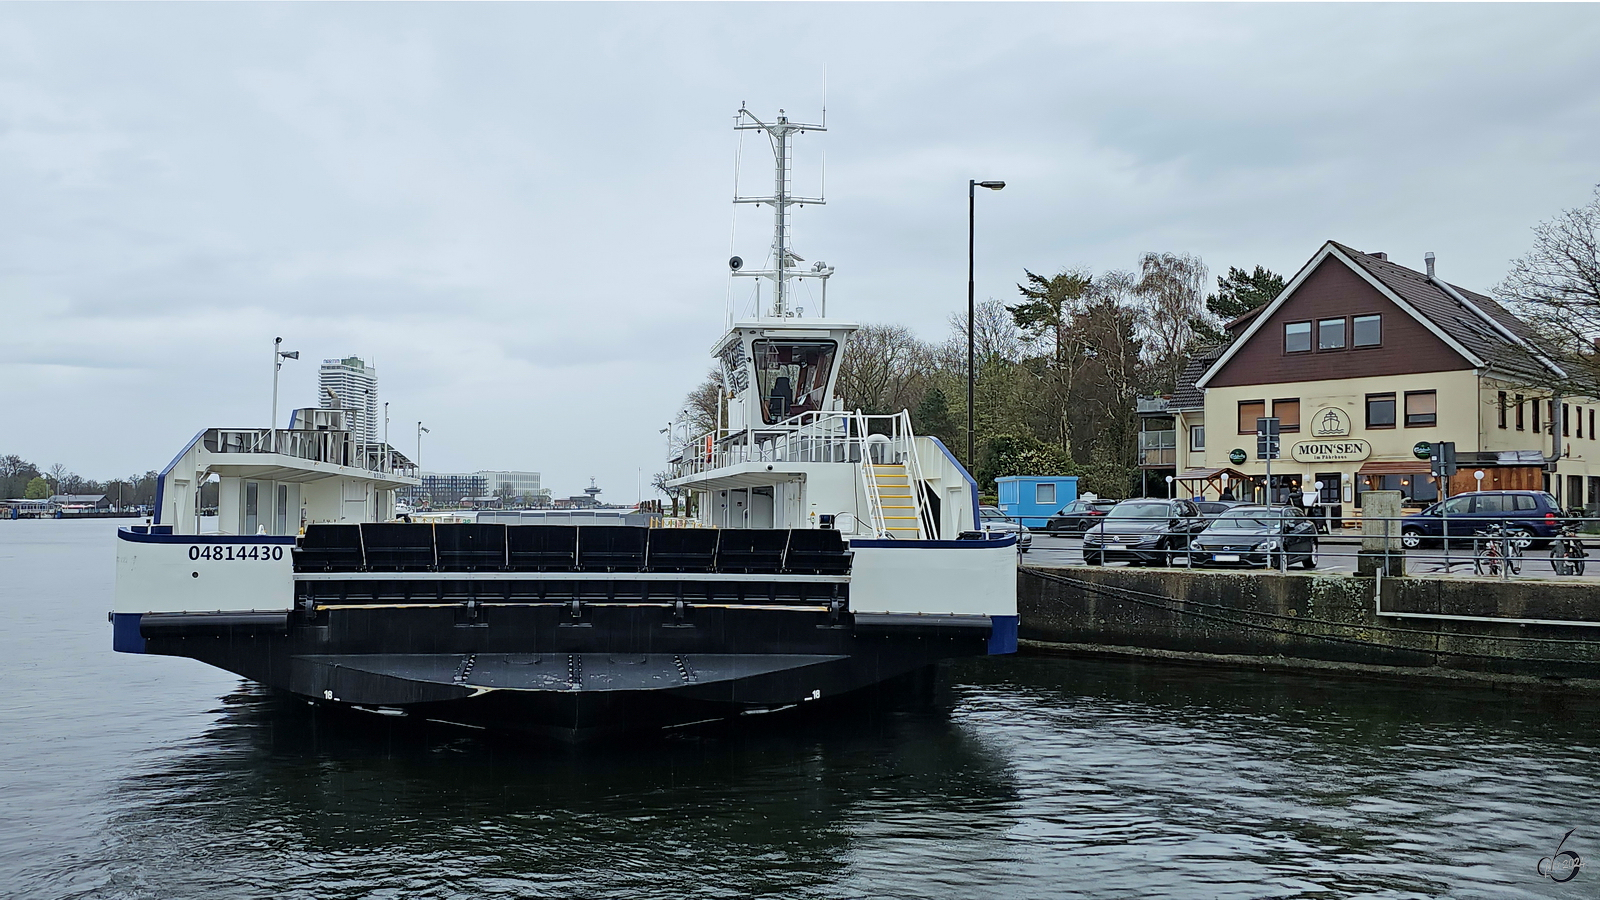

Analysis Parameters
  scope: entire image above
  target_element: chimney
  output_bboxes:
[1370,251,1387,261]
[1425,252,1436,277]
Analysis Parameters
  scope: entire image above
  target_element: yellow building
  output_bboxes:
[1169,241,1598,517]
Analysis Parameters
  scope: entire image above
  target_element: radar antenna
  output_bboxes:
[731,106,834,318]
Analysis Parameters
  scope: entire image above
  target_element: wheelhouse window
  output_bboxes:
[751,339,838,424]
[1317,318,1346,350]
[1272,398,1300,433]
[1352,314,1382,347]
[1404,391,1437,427]
[1238,400,1266,434]
[1284,321,1312,353]
[1366,393,1396,428]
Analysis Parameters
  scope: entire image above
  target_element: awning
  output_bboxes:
[1174,466,1251,482]
[1356,460,1431,476]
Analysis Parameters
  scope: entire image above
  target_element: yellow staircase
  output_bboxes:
[870,463,925,539]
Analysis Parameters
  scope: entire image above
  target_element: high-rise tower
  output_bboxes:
[318,356,379,443]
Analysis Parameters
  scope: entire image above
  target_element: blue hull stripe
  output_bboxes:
[118,527,295,546]
[112,613,146,653]
[987,615,1019,655]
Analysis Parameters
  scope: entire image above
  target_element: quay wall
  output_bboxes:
[1019,566,1600,687]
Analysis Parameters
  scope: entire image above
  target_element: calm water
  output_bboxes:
[3,519,1598,899]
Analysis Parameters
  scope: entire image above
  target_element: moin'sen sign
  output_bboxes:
[1290,439,1371,463]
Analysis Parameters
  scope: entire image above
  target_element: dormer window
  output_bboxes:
[1317,318,1345,350]
[1353,314,1382,347]
[752,340,838,424]
[1285,321,1312,353]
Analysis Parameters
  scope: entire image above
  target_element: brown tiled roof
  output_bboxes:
[1330,242,1555,381]
[1171,343,1227,410]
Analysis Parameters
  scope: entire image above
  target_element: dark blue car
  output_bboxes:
[1399,490,1563,549]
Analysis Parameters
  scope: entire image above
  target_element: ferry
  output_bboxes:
[110,106,1018,741]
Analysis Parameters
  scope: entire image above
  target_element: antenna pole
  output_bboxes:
[732,107,829,320]
[774,117,788,317]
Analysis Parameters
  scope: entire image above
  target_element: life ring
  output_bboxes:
[704,434,714,464]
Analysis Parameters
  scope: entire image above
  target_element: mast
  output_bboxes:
[732,105,834,318]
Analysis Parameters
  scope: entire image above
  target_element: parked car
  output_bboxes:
[979,505,1033,553]
[1194,500,1246,517]
[1045,498,1120,535]
[1399,490,1564,550]
[1081,499,1207,566]
[1188,505,1319,569]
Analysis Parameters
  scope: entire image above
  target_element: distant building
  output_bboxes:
[48,494,110,509]
[405,469,547,507]
[319,356,380,443]
[478,470,542,500]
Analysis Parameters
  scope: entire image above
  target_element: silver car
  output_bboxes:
[979,506,1032,553]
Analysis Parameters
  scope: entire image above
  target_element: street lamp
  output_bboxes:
[968,178,1006,466]
[270,337,299,453]
[417,421,430,471]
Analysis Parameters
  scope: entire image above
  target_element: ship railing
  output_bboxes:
[668,410,936,535]
[207,427,417,480]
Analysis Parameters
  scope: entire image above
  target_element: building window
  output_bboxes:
[1498,391,1507,429]
[1404,391,1437,427]
[1516,394,1525,430]
[1191,425,1206,451]
[1036,482,1056,505]
[1239,400,1266,434]
[1352,314,1382,347]
[1273,398,1301,433]
[1590,408,1594,440]
[1534,399,1543,433]
[1578,406,1584,439]
[1284,321,1312,353]
[1366,393,1397,429]
[1564,403,1571,437]
[1317,318,1346,350]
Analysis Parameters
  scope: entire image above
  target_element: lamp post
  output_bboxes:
[967,178,1006,466]
[270,337,299,453]
[417,422,429,470]
[383,402,390,474]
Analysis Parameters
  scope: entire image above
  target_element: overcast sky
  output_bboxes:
[2,3,1597,500]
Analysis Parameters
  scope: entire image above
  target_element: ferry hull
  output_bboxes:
[126,604,998,742]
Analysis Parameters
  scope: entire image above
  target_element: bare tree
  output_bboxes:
[1134,252,1209,393]
[1494,185,1600,397]
[679,367,725,436]
[834,323,935,415]
[939,297,1025,371]
[47,463,68,496]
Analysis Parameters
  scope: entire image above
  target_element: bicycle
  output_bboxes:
[1473,522,1522,576]
[1550,519,1589,576]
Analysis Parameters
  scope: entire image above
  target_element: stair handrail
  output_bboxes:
[896,410,937,539]
[855,410,889,536]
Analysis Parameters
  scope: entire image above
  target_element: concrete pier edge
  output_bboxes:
[1018,638,1600,693]
[1019,563,1600,690]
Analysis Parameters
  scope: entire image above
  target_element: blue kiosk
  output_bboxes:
[996,476,1079,528]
